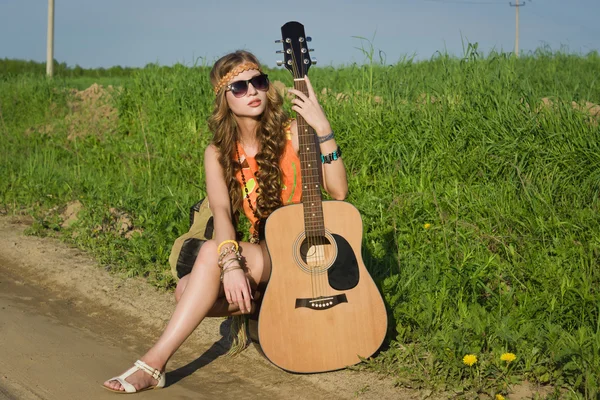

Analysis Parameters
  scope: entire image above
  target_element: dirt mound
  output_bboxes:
[538,97,600,125]
[54,200,143,240]
[66,83,118,140]
[25,83,119,140]
[88,206,143,240]
[572,100,600,118]
[319,88,384,104]
[60,200,83,228]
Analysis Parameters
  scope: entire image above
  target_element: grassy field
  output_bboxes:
[1,48,599,398]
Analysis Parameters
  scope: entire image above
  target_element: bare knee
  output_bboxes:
[174,275,189,303]
[197,239,218,261]
[174,240,218,303]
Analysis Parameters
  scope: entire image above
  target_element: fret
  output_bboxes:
[304,219,325,224]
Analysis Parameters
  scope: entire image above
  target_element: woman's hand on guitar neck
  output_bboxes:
[223,268,253,314]
[288,75,332,137]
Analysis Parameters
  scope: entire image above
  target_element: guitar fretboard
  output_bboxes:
[294,79,325,238]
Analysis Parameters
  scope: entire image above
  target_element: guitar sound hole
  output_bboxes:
[299,235,334,274]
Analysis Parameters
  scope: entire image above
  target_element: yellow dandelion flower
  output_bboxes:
[495,394,505,400]
[424,223,431,229]
[462,354,477,366]
[500,352,516,363]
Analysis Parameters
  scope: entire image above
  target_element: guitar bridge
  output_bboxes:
[295,294,348,310]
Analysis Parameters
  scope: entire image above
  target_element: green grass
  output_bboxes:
[1,48,599,398]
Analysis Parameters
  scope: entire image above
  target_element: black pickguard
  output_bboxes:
[327,234,359,290]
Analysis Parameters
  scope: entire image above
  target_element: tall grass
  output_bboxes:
[1,48,599,397]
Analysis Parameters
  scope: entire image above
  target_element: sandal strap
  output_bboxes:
[134,360,163,381]
[107,365,139,393]
[111,376,137,393]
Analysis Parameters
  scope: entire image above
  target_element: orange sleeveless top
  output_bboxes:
[235,123,302,237]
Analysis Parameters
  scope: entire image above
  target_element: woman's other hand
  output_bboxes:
[288,75,332,137]
[222,266,253,314]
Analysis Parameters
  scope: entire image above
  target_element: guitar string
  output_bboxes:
[297,45,326,300]
[302,48,326,300]
[289,43,317,299]
[299,48,321,299]
[297,43,327,300]
[304,45,329,300]
[302,48,328,299]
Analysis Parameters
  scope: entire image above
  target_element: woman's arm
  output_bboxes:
[204,145,252,313]
[289,120,348,200]
[204,144,237,241]
[288,76,348,200]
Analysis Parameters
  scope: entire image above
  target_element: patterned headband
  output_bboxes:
[213,62,261,95]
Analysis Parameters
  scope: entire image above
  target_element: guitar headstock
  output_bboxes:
[276,21,316,78]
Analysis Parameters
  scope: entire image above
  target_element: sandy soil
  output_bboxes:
[0,216,416,400]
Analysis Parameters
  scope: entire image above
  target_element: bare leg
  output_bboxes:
[176,275,259,316]
[103,240,268,392]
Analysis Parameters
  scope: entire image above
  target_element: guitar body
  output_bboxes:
[257,200,388,373]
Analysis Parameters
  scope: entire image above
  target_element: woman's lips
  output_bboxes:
[248,99,262,107]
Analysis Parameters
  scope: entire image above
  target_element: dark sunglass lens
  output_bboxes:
[251,75,269,91]
[230,81,249,97]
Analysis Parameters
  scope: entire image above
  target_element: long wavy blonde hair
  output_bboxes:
[208,50,289,233]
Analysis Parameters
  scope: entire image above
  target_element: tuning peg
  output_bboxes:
[309,49,315,52]
[311,58,317,65]
[275,39,283,43]
[306,37,312,42]
[276,60,284,66]
[276,50,284,54]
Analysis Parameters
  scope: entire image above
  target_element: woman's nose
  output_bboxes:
[246,82,258,95]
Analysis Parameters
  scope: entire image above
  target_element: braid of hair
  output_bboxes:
[253,85,289,231]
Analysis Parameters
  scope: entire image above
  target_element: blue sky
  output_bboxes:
[1,0,598,68]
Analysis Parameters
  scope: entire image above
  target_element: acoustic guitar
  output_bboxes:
[252,21,388,373]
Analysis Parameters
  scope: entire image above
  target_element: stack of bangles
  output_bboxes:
[217,240,243,282]
[318,132,343,165]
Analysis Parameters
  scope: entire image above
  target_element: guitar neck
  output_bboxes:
[293,79,325,237]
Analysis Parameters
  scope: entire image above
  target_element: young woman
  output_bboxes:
[103,50,347,393]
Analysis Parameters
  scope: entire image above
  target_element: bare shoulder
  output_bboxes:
[204,144,224,177]
[204,143,217,158]
[204,144,221,165]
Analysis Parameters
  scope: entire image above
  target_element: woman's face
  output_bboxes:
[225,69,268,119]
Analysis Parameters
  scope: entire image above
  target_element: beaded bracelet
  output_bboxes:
[218,245,235,263]
[321,146,342,164]
[217,240,238,255]
[317,132,335,144]
[218,247,241,268]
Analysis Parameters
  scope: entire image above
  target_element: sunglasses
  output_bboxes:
[226,74,269,98]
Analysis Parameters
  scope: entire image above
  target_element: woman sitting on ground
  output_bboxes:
[103,49,347,393]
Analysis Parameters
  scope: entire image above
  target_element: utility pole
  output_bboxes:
[46,0,55,77]
[509,1,525,57]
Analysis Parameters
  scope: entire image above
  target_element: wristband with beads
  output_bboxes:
[321,146,342,164]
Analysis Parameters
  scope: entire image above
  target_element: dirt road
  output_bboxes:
[0,217,409,400]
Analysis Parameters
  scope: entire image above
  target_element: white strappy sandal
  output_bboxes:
[103,360,166,394]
